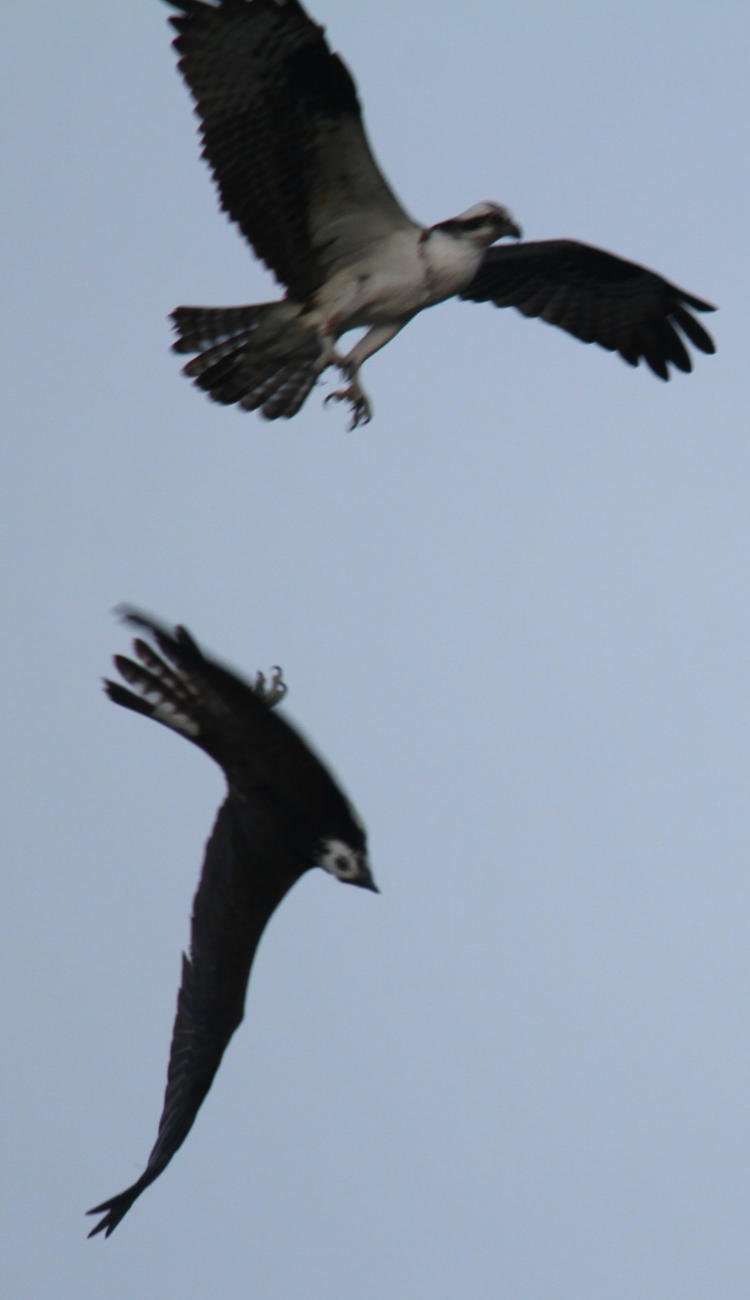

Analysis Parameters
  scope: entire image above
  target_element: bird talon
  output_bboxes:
[253,666,287,706]
[324,385,372,430]
[89,613,374,1236]
[347,400,371,431]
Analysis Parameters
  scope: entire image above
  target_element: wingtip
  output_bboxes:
[86,1201,119,1240]
[111,603,156,630]
[86,1178,148,1240]
[86,1212,109,1240]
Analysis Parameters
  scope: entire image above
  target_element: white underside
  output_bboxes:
[298,225,487,381]
[309,225,484,337]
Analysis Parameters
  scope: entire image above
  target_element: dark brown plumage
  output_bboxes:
[87,608,376,1238]
[459,240,715,380]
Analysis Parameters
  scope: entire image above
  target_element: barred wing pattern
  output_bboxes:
[87,610,373,1237]
[167,0,413,300]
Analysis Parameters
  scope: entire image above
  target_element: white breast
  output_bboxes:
[313,225,480,333]
[419,227,486,304]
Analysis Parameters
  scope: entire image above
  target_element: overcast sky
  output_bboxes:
[5,2,749,1296]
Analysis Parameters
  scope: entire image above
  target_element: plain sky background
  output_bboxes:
[4,2,749,1296]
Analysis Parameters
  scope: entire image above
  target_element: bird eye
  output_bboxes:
[319,839,377,892]
[320,838,359,880]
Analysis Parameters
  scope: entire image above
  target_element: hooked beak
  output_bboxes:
[358,858,380,893]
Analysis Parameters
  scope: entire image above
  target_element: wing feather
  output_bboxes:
[107,607,352,819]
[166,0,413,298]
[87,795,303,1237]
[88,609,370,1237]
[460,240,716,378]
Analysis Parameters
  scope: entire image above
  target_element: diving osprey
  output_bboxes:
[87,608,376,1238]
[165,0,715,428]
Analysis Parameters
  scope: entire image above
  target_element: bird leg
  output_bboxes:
[324,360,373,430]
[252,666,287,707]
[323,319,410,428]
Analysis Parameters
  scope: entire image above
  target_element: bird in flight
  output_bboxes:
[163,0,716,430]
[87,608,377,1237]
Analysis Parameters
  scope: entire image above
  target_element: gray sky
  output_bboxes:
[5,2,749,1296]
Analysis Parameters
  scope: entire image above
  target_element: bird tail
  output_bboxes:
[170,303,324,420]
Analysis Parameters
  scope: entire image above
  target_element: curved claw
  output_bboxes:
[252,666,287,706]
[324,385,373,431]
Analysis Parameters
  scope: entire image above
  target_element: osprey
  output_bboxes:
[165,0,716,427]
[87,608,376,1237]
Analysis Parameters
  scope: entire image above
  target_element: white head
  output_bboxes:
[433,201,522,247]
[319,837,379,892]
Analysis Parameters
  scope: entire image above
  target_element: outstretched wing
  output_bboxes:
[460,240,716,378]
[103,604,285,768]
[87,794,303,1237]
[104,606,356,822]
[166,0,415,299]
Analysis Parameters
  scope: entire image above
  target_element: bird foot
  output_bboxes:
[324,381,372,431]
[252,666,287,707]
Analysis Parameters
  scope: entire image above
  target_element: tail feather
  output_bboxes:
[240,361,318,418]
[171,305,280,354]
[171,303,325,420]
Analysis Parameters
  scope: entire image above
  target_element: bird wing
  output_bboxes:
[103,605,283,774]
[87,794,303,1238]
[167,0,416,300]
[88,609,369,1237]
[459,240,716,378]
[103,606,356,825]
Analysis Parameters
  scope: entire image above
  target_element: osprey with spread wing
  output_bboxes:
[87,609,376,1237]
[165,0,715,428]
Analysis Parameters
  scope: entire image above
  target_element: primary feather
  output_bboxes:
[88,608,376,1238]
